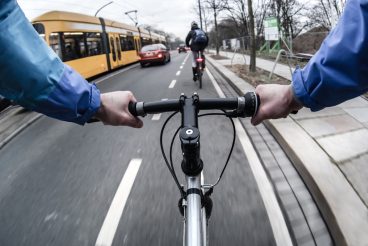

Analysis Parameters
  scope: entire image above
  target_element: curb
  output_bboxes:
[207,56,368,246]
[0,112,42,150]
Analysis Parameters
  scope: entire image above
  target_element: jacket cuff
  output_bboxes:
[292,68,325,112]
[77,83,101,125]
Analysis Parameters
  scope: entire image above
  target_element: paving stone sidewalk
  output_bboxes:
[207,51,368,245]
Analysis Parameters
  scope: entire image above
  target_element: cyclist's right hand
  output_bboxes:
[95,91,143,128]
[251,84,303,125]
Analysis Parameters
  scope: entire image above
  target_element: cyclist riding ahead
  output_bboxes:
[185,21,209,82]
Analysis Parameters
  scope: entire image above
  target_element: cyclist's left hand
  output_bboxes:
[95,91,143,128]
[251,84,303,125]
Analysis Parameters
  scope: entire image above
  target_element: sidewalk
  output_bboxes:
[207,51,368,245]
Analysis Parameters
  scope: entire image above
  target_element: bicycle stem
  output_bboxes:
[179,93,203,176]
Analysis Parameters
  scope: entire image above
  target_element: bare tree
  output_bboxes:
[254,0,270,37]
[308,0,346,30]
[204,0,227,55]
[247,0,256,72]
[270,0,308,38]
[224,0,249,37]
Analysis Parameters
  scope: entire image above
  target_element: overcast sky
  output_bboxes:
[18,0,198,40]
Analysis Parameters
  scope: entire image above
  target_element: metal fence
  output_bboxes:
[220,32,329,56]
[219,35,291,54]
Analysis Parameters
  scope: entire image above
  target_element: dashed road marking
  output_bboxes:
[152,114,161,121]
[180,66,183,69]
[169,80,177,89]
[176,71,181,76]
[95,158,142,246]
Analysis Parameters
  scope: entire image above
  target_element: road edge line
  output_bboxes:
[206,67,293,246]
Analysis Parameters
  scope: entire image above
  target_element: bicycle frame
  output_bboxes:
[183,175,207,246]
[127,92,259,246]
[178,94,208,246]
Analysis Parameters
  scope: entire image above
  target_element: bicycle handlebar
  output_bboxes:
[128,92,259,118]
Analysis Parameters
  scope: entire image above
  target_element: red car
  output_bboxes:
[139,44,171,67]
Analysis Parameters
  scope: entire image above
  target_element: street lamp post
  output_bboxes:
[198,0,203,29]
[94,1,113,17]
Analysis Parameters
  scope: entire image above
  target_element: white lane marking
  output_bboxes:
[94,64,139,84]
[180,66,183,69]
[176,71,181,76]
[169,79,177,89]
[152,114,161,121]
[95,158,142,246]
[234,120,293,246]
[206,68,225,98]
[161,98,168,101]
[206,67,293,246]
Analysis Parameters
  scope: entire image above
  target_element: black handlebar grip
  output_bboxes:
[243,92,260,117]
[128,102,138,116]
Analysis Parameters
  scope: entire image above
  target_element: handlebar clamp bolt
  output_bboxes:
[186,129,194,135]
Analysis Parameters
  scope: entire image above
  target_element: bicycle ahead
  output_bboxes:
[194,51,205,89]
[129,92,259,246]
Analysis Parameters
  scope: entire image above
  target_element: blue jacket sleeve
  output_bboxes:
[292,0,368,111]
[0,0,100,125]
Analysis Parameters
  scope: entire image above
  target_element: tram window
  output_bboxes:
[126,36,135,50]
[86,33,103,56]
[119,35,128,51]
[63,32,85,62]
[141,37,151,47]
[49,33,62,59]
[59,32,103,62]
[79,40,87,57]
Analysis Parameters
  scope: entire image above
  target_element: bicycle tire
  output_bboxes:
[198,66,202,89]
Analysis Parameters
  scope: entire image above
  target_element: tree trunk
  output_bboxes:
[247,0,256,72]
[214,10,219,55]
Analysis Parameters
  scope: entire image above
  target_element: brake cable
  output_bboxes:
[162,110,236,199]
[198,110,236,188]
[169,126,181,181]
[160,111,186,198]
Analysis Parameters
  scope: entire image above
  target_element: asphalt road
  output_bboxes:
[0,52,277,246]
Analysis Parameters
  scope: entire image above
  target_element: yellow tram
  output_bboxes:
[32,11,166,79]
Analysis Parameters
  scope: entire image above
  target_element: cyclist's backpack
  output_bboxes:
[193,29,208,47]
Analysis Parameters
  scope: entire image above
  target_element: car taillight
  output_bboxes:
[196,58,203,62]
[158,53,163,58]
